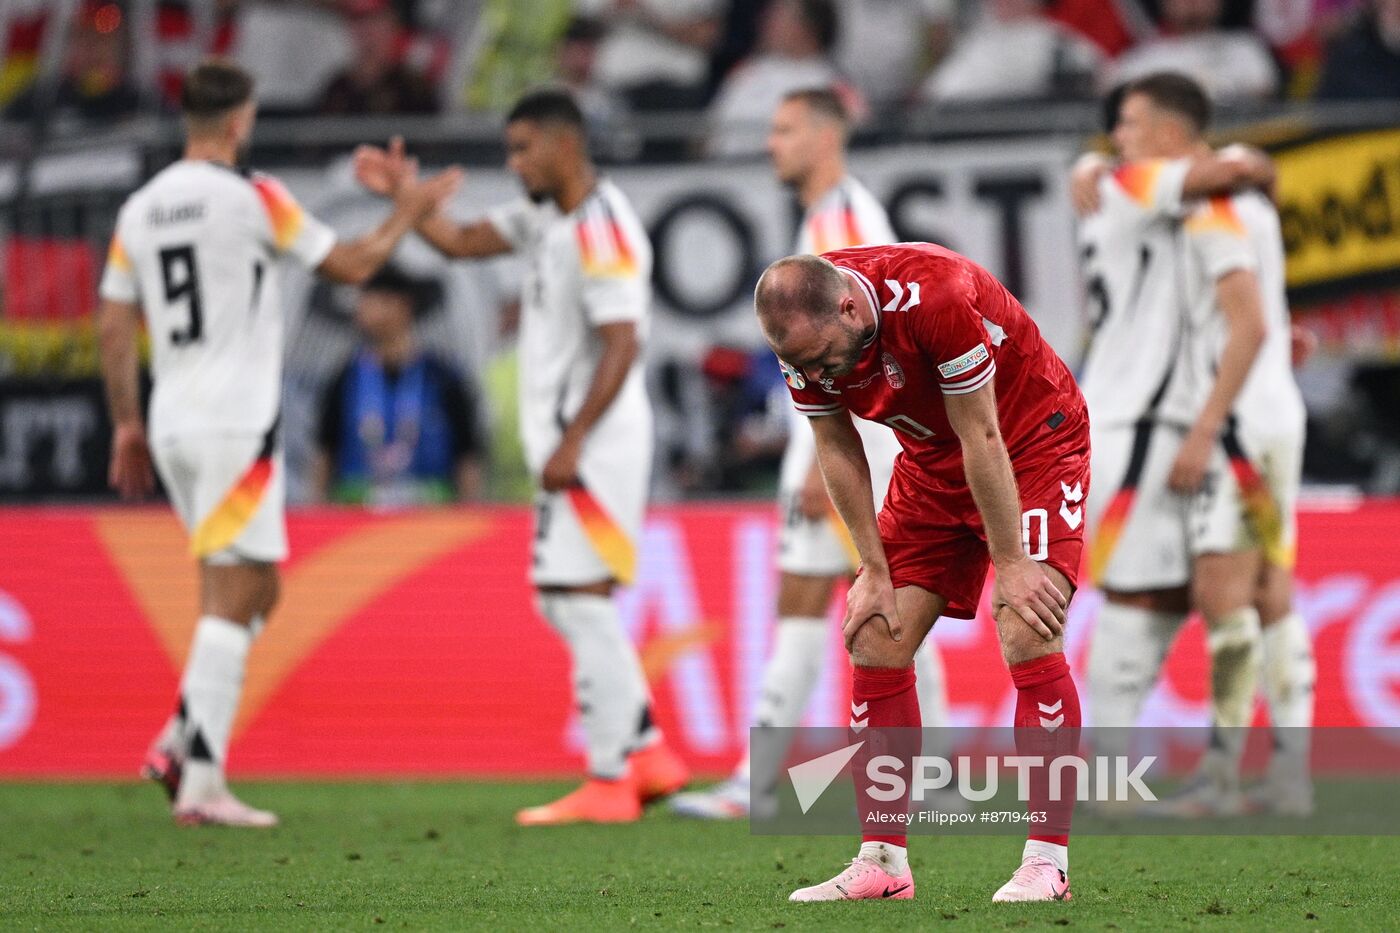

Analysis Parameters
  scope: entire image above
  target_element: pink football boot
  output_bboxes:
[173,792,279,828]
[789,856,915,902]
[992,854,1071,902]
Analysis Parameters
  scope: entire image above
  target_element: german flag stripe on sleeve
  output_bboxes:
[106,235,132,272]
[577,202,638,278]
[252,175,306,252]
[1185,196,1247,237]
[840,204,861,248]
[1112,160,1164,208]
[805,202,865,254]
[566,485,637,584]
[805,213,830,254]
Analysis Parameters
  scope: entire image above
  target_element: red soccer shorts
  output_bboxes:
[877,405,1091,619]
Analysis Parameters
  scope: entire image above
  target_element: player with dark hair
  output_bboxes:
[353,89,690,824]
[755,243,1090,903]
[98,59,457,826]
[1074,72,1314,816]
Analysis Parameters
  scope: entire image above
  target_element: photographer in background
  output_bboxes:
[313,265,485,506]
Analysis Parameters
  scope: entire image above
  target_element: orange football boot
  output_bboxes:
[515,778,642,826]
[629,741,691,804]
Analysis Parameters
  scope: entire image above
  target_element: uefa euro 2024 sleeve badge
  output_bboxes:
[882,352,906,389]
[780,359,806,390]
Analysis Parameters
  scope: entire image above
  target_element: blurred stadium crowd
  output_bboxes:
[2,0,1396,128]
[1,0,1399,505]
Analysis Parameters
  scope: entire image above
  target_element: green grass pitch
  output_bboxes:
[3,781,1398,931]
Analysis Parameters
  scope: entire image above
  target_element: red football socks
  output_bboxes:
[852,665,921,845]
[1010,652,1081,846]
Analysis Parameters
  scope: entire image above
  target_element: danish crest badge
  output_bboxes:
[882,352,906,389]
[779,359,806,390]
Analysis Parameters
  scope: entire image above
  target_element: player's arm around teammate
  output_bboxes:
[1070,143,1274,217]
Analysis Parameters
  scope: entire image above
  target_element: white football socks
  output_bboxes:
[913,638,948,728]
[1024,839,1068,873]
[176,615,252,805]
[1202,606,1262,788]
[734,617,826,787]
[859,840,908,875]
[153,708,185,756]
[1206,606,1263,730]
[913,637,952,764]
[537,592,652,781]
[1087,603,1184,758]
[1262,611,1315,766]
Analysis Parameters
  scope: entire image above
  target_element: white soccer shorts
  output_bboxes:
[151,431,287,565]
[776,493,857,578]
[1190,423,1303,568]
[1085,421,1192,592]
[531,455,649,588]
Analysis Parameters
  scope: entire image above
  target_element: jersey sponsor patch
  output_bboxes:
[937,343,989,379]
[779,359,806,390]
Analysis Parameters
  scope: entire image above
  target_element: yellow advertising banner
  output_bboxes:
[1276,128,1400,291]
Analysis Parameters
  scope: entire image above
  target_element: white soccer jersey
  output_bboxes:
[487,178,653,474]
[99,161,336,441]
[781,175,901,511]
[795,175,897,256]
[1077,158,1197,429]
[1180,191,1306,438]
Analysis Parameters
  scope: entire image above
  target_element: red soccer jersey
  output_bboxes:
[780,243,1084,480]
